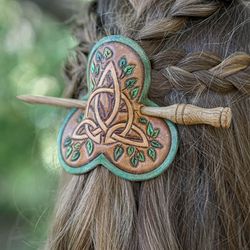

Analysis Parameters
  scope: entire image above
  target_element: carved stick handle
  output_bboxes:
[142,104,232,128]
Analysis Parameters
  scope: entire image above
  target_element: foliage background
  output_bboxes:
[0,0,78,249]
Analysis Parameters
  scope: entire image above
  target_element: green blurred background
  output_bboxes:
[0,0,80,249]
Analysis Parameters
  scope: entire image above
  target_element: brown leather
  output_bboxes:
[60,41,171,174]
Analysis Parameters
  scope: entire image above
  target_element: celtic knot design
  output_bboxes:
[72,61,149,148]
[59,36,177,180]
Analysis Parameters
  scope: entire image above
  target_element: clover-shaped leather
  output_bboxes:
[58,36,178,181]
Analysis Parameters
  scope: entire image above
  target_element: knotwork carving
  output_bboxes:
[72,61,149,148]
[59,36,178,180]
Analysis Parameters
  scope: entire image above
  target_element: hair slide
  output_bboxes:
[17,35,232,181]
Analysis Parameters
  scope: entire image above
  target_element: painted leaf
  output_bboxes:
[118,56,127,69]
[147,122,154,137]
[95,51,103,62]
[151,140,163,148]
[74,142,81,150]
[125,78,137,89]
[114,144,124,161]
[66,146,73,159]
[89,79,95,92]
[130,156,139,168]
[124,64,135,76]
[64,137,72,147]
[139,117,148,124]
[95,64,100,75]
[147,147,157,161]
[91,62,95,74]
[71,150,80,161]
[138,151,145,162]
[127,146,135,156]
[103,47,113,59]
[130,87,139,99]
[152,129,160,138]
[86,139,94,156]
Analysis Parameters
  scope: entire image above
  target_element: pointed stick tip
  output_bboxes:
[16,95,27,101]
[16,94,37,104]
[15,94,87,109]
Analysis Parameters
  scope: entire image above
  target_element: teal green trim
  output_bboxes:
[58,35,179,181]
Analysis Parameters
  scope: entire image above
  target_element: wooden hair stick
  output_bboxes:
[17,95,232,128]
[17,95,87,109]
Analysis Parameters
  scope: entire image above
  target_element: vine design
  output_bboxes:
[63,46,163,168]
[111,117,162,168]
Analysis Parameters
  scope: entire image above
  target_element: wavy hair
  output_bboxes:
[45,0,250,249]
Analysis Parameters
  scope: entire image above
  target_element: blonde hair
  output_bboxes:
[46,0,250,249]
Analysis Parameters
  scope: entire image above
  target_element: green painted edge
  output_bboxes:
[58,109,179,181]
[58,35,179,181]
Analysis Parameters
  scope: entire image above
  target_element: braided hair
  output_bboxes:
[46,1,250,249]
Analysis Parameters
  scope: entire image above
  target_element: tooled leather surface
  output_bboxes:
[60,41,171,174]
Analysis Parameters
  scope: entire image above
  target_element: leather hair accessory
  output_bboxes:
[17,35,232,181]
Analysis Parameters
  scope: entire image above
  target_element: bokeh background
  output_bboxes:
[0,0,82,249]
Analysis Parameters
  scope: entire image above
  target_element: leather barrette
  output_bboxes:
[17,35,232,181]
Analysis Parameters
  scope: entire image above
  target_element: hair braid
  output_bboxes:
[156,52,250,95]
[46,0,250,249]
[137,0,221,40]
[63,2,100,98]
[64,0,224,98]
